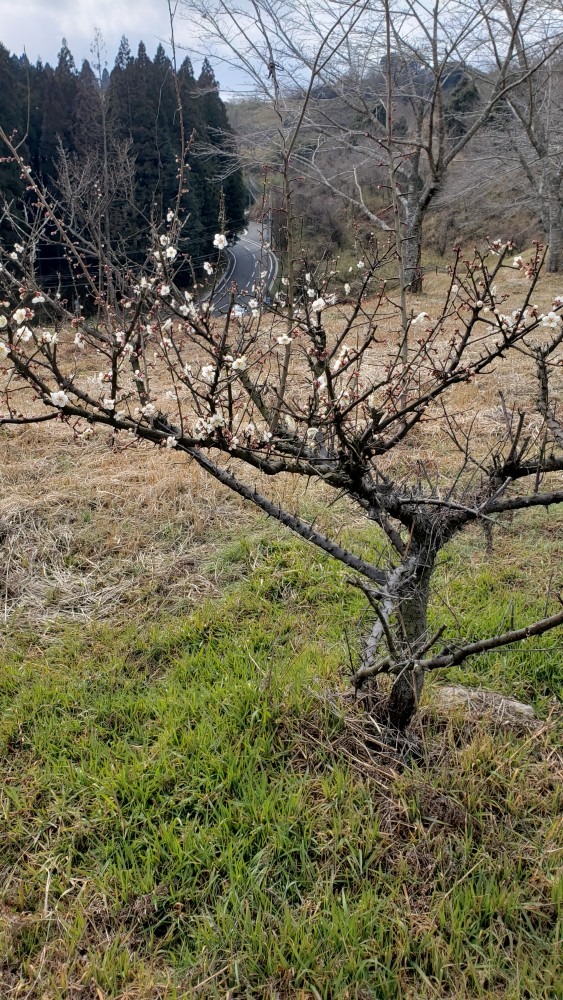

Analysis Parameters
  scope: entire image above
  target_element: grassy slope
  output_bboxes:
[1,263,562,997]
[1,513,561,999]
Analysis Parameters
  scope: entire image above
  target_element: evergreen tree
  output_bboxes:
[196,59,246,237]
[0,45,26,246]
[74,59,102,155]
[39,39,78,179]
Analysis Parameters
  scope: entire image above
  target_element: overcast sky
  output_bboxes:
[0,0,239,86]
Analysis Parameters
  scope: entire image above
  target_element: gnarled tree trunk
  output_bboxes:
[385,562,432,729]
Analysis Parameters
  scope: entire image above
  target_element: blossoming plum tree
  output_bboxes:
[1,51,562,731]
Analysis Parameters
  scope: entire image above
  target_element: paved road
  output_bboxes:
[211,222,278,314]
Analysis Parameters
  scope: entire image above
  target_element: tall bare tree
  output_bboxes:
[483,1,563,271]
[189,0,562,288]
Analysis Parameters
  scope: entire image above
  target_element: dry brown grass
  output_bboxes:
[0,425,255,632]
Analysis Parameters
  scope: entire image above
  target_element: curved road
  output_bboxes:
[211,222,278,313]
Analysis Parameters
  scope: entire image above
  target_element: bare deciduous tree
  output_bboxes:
[483,1,563,271]
[189,0,562,286]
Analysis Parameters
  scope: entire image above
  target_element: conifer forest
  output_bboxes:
[0,37,246,300]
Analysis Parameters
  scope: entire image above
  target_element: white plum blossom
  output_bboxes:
[159,234,170,247]
[305,273,311,283]
[512,256,523,268]
[412,312,429,324]
[159,284,170,297]
[31,294,45,304]
[276,334,292,346]
[203,262,214,276]
[193,417,209,439]
[208,412,225,429]
[14,243,24,254]
[193,413,225,438]
[9,252,19,261]
[16,326,33,342]
[50,390,69,408]
[0,340,9,361]
[248,298,259,310]
[165,246,178,261]
[307,288,315,298]
[141,402,156,417]
[166,209,174,223]
[541,311,563,330]
[311,297,326,312]
[230,355,247,372]
[344,283,351,295]
[74,331,86,349]
[103,398,116,410]
[332,345,351,373]
[0,315,7,330]
[200,364,215,383]
[39,330,57,345]
[356,260,365,269]
[166,435,178,448]
[12,308,27,325]
[213,234,228,250]
[281,277,289,286]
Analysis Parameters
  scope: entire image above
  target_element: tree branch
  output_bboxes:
[184,445,388,585]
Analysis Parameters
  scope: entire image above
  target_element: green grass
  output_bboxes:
[0,523,562,998]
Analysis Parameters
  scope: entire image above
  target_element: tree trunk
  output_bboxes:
[403,219,423,293]
[386,564,432,730]
[547,217,563,272]
[546,179,562,273]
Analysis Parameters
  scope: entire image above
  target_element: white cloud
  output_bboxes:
[0,0,171,66]
[0,0,251,97]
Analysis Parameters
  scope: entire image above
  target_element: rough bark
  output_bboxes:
[403,218,423,293]
[547,212,563,273]
[385,562,432,730]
